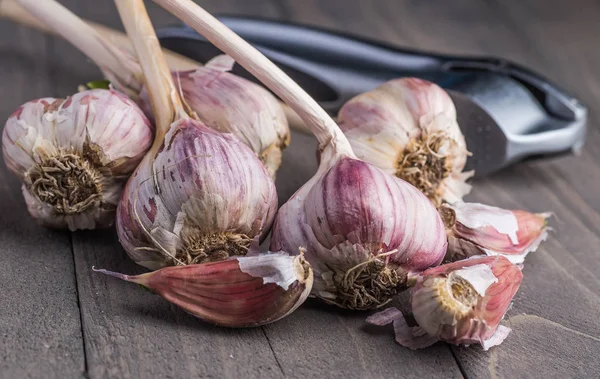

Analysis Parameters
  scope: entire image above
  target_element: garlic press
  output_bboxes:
[156,16,587,176]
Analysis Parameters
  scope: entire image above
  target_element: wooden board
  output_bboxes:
[0,17,85,379]
[1,0,599,377]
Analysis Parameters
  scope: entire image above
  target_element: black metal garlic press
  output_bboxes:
[156,16,587,176]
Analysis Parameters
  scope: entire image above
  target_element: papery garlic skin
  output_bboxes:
[139,56,290,177]
[338,78,472,206]
[116,118,278,270]
[271,150,447,310]
[2,89,152,230]
[441,202,550,264]
[367,255,522,350]
[95,253,313,327]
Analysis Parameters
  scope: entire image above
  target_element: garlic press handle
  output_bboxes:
[211,17,586,121]
[507,113,587,163]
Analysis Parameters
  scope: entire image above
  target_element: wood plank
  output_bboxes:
[0,19,85,379]
[51,1,286,378]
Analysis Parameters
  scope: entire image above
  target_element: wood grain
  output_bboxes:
[0,17,84,379]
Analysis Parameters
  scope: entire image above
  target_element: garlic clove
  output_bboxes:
[2,89,153,230]
[412,256,521,349]
[338,78,472,206]
[94,253,313,327]
[271,153,447,310]
[441,202,551,264]
[368,256,522,350]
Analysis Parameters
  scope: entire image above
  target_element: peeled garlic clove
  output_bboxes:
[2,89,153,230]
[94,254,313,327]
[138,56,290,177]
[271,151,447,310]
[368,255,522,350]
[116,119,278,270]
[338,78,472,206]
[441,202,551,264]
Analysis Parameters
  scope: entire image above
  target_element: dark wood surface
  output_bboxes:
[1,0,599,378]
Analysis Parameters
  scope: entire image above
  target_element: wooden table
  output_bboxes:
[1,0,599,378]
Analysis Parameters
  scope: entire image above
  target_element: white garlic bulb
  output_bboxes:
[2,89,153,230]
[338,78,472,206]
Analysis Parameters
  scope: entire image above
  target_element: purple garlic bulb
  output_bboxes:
[271,150,447,310]
[116,118,278,270]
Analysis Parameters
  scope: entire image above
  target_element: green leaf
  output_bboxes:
[86,80,111,90]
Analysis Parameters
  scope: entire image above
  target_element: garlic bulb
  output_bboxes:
[95,253,313,327]
[138,56,290,177]
[441,202,550,264]
[338,78,472,206]
[17,0,289,177]
[271,149,447,309]
[151,0,447,310]
[2,89,152,230]
[114,0,277,270]
[367,255,523,350]
[116,119,278,270]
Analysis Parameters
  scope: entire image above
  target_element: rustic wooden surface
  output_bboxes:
[1,0,599,378]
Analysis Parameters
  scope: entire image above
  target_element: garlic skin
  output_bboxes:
[139,56,290,178]
[367,255,522,350]
[95,253,313,327]
[2,89,152,230]
[441,202,550,264]
[116,118,278,270]
[338,78,472,206]
[270,149,447,310]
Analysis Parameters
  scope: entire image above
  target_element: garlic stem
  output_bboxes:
[15,0,143,98]
[114,0,188,148]
[153,0,355,157]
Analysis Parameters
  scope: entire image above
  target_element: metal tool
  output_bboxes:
[156,17,587,176]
